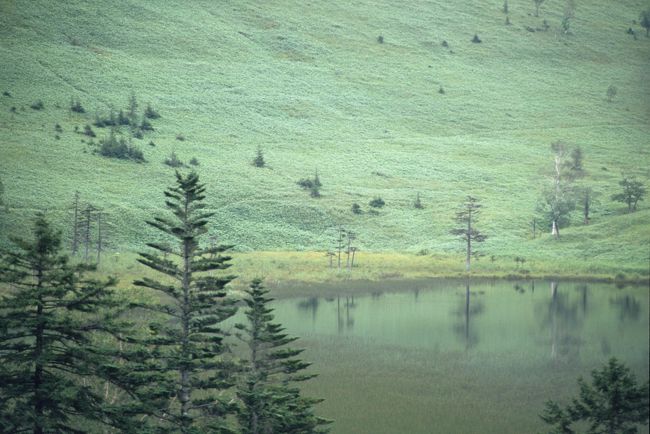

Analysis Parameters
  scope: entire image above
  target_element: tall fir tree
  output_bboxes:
[0,213,141,433]
[133,171,238,433]
[236,279,330,434]
[450,196,487,272]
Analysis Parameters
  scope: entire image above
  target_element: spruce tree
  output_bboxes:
[133,171,238,433]
[450,196,487,272]
[236,279,330,434]
[253,146,265,168]
[0,213,139,433]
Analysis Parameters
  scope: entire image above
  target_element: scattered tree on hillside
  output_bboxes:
[144,103,160,119]
[561,0,576,34]
[640,10,650,37]
[84,124,96,137]
[0,213,139,433]
[96,130,144,162]
[612,176,646,212]
[69,97,85,113]
[533,0,545,17]
[503,0,509,14]
[569,146,584,175]
[297,171,322,198]
[0,177,4,210]
[606,84,618,102]
[127,93,138,125]
[538,141,578,238]
[253,146,266,168]
[235,279,330,434]
[133,171,238,433]
[414,192,424,209]
[578,186,598,225]
[311,170,322,198]
[369,197,385,208]
[450,196,487,272]
[351,203,362,214]
[540,358,649,434]
[164,151,185,168]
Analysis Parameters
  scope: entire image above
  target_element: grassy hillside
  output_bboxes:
[1,0,649,275]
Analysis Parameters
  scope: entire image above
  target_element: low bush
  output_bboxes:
[83,124,96,137]
[369,197,385,208]
[30,100,44,110]
[144,103,160,119]
[70,98,85,113]
[164,151,185,168]
[297,178,313,189]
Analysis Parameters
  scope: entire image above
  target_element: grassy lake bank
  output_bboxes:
[98,251,648,297]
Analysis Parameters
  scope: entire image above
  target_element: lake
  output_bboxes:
[267,279,649,433]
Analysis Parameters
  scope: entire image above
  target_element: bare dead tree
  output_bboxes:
[350,247,358,268]
[79,203,97,263]
[70,191,81,254]
[336,226,345,270]
[346,231,356,270]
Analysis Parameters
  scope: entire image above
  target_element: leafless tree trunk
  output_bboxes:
[96,210,103,265]
[71,191,80,254]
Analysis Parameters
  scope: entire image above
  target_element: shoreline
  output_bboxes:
[99,251,650,293]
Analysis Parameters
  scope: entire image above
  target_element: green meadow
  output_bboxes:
[1,0,649,281]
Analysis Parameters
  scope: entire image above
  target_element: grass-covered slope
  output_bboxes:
[0,0,649,275]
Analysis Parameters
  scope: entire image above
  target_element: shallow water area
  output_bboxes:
[268,279,649,433]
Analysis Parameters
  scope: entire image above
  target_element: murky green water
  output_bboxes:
[268,280,649,434]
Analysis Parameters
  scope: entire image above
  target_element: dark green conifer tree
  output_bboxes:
[0,213,140,433]
[236,279,330,434]
[134,171,237,433]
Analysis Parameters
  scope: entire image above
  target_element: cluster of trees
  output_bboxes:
[0,172,329,433]
[537,142,646,238]
[69,191,108,264]
[91,94,158,139]
[297,171,322,198]
[326,227,358,270]
[91,129,145,162]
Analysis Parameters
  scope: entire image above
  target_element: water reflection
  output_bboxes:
[336,295,357,332]
[452,281,485,351]
[275,280,649,434]
[576,284,588,314]
[610,295,641,322]
[540,282,584,362]
[297,297,319,325]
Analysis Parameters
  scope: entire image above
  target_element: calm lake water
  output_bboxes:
[267,279,649,434]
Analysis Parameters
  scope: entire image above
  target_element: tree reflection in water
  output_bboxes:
[540,282,584,363]
[610,295,641,322]
[297,297,319,326]
[336,295,357,332]
[452,280,485,351]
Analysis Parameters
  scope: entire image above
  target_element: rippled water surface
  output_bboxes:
[267,280,649,433]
